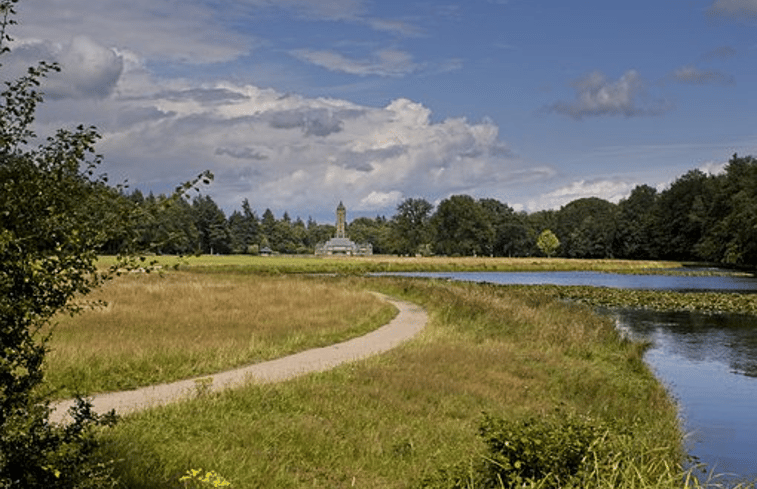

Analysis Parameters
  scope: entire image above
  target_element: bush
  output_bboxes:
[477,412,613,488]
[422,411,623,489]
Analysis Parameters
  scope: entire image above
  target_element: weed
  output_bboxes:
[180,469,231,488]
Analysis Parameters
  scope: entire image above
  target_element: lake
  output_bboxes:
[379,271,757,481]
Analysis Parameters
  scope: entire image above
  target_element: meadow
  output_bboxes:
[105,254,681,275]
[45,272,396,398]
[47,256,752,487]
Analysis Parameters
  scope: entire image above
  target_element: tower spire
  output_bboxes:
[336,201,346,239]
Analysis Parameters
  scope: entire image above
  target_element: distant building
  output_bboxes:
[315,202,373,256]
[259,246,273,256]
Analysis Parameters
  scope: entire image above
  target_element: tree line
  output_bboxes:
[103,153,757,269]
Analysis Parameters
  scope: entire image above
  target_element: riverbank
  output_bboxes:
[99,254,682,275]
[93,275,687,488]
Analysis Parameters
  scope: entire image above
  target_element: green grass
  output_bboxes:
[99,254,683,275]
[95,276,692,488]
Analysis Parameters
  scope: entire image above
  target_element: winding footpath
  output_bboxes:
[50,294,427,424]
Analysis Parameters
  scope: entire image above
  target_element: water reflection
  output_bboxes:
[380,270,757,292]
[612,309,757,378]
[612,309,757,481]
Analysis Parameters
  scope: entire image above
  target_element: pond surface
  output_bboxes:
[381,270,757,292]
[613,309,757,482]
[381,271,757,482]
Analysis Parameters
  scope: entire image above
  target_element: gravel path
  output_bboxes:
[50,294,427,424]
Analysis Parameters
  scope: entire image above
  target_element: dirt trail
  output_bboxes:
[50,294,427,424]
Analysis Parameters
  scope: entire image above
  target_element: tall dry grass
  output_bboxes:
[44,272,395,397]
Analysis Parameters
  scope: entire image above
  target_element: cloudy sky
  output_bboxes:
[6,0,757,222]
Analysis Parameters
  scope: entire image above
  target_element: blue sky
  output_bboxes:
[7,0,757,222]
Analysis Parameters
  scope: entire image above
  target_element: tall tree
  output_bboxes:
[696,155,757,266]
[192,195,231,254]
[260,208,277,246]
[652,170,713,261]
[556,197,618,258]
[615,185,658,259]
[228,198,259,253]
[348,216,389,253]
[478,198,530,257]
[390,198,433,255]
[432,195,494,256]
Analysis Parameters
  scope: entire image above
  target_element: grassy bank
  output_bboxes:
[96,276,687,488]
[100,254,682,275]
[44,273,396,398]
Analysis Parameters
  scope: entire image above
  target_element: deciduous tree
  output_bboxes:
[536,229,560,258]
[390,198,433,255]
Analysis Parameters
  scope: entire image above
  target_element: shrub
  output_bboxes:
[422,411,624,489]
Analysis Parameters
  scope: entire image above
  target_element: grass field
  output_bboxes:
[46,257,751,487]
[44,272,396,398]
[100,254,682,275]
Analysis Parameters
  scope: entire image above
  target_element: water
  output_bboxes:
[379,271,757,480]
[614,309,757,481]
[380,270,757,292]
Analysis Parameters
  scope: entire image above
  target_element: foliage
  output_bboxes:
[0,3,210,485]
[556,197,617,258]
[615,185,657,259]
[424,411,625,489]
[479,198,531,257]
[432,195,495,256]
[536,229,560,257]
[389,197,434,255]
[1,3,120,484]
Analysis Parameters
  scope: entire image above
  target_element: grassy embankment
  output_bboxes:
[49,256,754,487]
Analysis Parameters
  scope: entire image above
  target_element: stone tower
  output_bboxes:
[336,201,346,239]
[314,201,372,256]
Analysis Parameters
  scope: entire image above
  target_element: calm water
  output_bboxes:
[381,270,757,292]
[614,309,757,481]
[381,271,757,480]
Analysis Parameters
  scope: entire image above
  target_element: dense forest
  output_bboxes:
[102,154,757,269]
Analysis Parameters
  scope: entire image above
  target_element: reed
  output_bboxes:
[97,276,695,488]
[43,272,396,398]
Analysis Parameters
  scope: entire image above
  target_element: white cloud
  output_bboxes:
[708,0,757,17]
[14,0,253,64]
[548,70,672,120]
[527,179,634,211]
[359,190,404,209]
[672,65,735,85]
[367,18,425,37]
[4,37,124,100]
[290,48,420,77]
[238,0,368,21]
[699,160,727,175]
[702,46,737,60]
[36,77,539,219]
